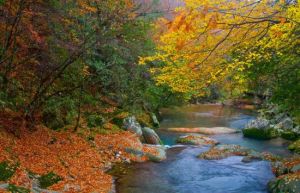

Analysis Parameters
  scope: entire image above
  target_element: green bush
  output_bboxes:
[87,114,105,128]
[0,161,16,181]
[38,172,62,189]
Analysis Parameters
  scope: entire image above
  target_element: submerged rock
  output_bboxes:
[176,135,219,146]
[142,127,161,145]
[122,116,143,136]
[165,127,238,135]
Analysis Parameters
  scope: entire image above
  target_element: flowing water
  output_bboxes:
[116,104,292,193]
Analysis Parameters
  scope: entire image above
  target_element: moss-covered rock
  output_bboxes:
[7,184,30,193]
[242,128,278,140]
[136,113,152,128]
[281,131,299,141]
[111,112,130,127]
[0,162,16,181]
[142,127,162,145]
[38,172,62,189]
[268,174,300,193]
[288,139,300,154]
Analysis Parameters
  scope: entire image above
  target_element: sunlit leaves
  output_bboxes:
[141,0,291,97]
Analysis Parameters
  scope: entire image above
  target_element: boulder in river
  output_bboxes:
[242,127,278,140]
[125,144,166,162]
[198,144,250,160]
[245,118,270,129]
[176,135,219,146]
[198,144,278,161]
[143,144,166,162]
[122,116,143,136]
[142,127,162,145]
[165,127,238,135]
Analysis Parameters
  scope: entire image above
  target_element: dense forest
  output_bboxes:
[0,0,299,193]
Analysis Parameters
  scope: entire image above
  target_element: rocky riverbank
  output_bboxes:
[242,104,300,153]
[197,143,300,193]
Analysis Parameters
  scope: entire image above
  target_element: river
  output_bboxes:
[116,104,292,193]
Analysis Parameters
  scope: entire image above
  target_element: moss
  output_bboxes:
[176,137,193,144]
[111,112,129,127]
[288,139,300,154]
[243,128,277,140]
[87,114,105,128]
[0,161,17,181]
[38,172,62,189]
[7,184,30,193]
[136,113,152,127]
[281,132,299,141]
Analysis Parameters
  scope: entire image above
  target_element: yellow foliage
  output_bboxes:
[140,0,296,96]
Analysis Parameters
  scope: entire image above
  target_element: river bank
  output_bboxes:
[1,104,299,193]
[0,113,164,193]
[113,104,300,193]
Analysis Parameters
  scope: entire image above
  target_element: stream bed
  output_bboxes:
[116,104,292,193]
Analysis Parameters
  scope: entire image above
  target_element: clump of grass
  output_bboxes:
[0,161,17,181]
[38,172,62,189]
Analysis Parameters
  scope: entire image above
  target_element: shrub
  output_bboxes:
[38,172,62,189]
[0,161,16,181]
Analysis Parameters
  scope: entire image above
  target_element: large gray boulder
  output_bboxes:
[245,118,270,129]
[142,127,161,145]
[273,117,294,130]
[123,116,143,136]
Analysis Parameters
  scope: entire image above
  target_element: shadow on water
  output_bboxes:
[116,104,292,193]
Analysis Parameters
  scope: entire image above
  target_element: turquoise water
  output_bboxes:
[116,104,292,193]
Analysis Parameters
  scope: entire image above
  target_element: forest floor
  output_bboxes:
[0,111,151,193]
